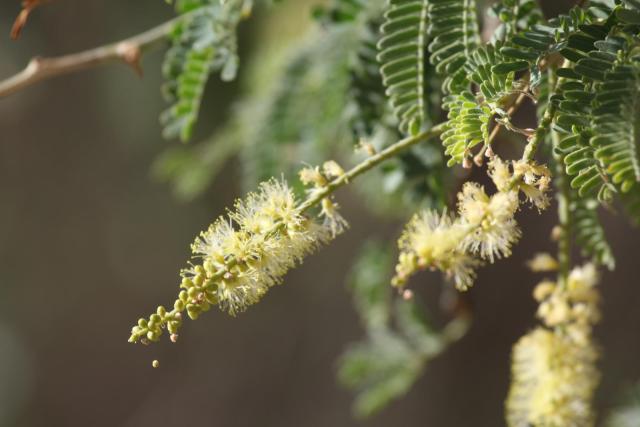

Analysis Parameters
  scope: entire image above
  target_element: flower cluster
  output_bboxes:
[506,264,601,427]
[491,157,551,210]
[129,179,342,344]
[299,160,348,236]
[392,157,528,291]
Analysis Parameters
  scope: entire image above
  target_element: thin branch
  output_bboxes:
[0,12,192,98]
[298,123,447,213]
[547,68,572,286]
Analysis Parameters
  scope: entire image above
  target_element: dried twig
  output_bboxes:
[0,12,194,98]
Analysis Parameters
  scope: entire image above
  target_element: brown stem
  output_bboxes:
[0,12,193,98]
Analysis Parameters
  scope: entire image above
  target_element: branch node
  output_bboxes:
[116,42,143,77]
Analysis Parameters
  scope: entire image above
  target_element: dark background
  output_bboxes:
[0,1,639,426]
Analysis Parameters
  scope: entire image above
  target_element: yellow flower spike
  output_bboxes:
[507,263,601,427]
[506,327,599,427]
[129,179,345,344]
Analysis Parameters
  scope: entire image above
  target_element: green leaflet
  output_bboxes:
[377,0,430,136]
[440,44,520,166]
[571,195,615,269]
[161,0,251,142]
[427,0,481,93]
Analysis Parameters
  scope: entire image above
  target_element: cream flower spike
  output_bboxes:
[392,210,480,291]
[507,263,601,427]
[129,179,342,344]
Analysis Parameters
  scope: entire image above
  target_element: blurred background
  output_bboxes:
[1,1,640,426]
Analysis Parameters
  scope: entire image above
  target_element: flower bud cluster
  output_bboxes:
[129,179,342,344]
[506,264,601,427]
[299,160,348,236]
[534,263,600,344]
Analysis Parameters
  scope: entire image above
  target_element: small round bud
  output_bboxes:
[179,290,189,303]
[188,287,199,299]
[152,360,160,368]
[156,306,167,317]
[403,289,414,300]
[167,321,179,334]
[137,318,148,328]
[187,304,201,320]
[174,299,185,312]
[193,273,205,286]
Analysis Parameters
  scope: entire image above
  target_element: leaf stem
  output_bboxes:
[297,124,447,213]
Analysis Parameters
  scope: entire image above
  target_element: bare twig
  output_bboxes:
[0,12,192,98]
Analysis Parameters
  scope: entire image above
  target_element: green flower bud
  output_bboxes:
[174,299,185,311]
[179,290,188,303]
[167,321,179,334]
[193,273,205,287]
[187,304,201,320]
[137,318,148,328]
[180,277,194,289]
[156,306,167,317]
[147,331,159,342]
[187,287,199,299]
